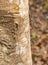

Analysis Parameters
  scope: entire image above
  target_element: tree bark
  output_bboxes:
[0,0,32,65]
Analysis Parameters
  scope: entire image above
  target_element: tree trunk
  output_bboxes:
[0,0,32,65]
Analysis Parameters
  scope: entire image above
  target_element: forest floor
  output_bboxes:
[29,0,48,65]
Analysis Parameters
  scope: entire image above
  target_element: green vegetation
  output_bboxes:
[32,53,36,59]
[31,32,37,38]
[42,0,48,9]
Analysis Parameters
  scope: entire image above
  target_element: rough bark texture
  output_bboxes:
[0,0,32,65]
